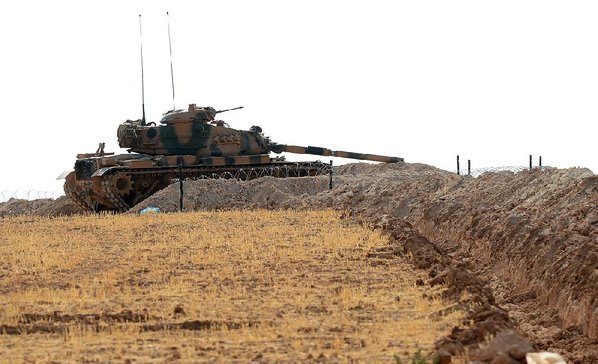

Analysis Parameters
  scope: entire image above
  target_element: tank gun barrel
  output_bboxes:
[272,144,403,163]
[215,106,244,114]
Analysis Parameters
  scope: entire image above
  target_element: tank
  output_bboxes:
[63,104,403,212]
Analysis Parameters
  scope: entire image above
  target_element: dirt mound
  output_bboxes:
[129,176,331,213]
[0,196,83,217]
[6,162,596,362]
[409,168,598,363]
[130,162,454,213]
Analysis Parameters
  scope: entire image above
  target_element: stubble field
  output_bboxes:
[0,210,465,362]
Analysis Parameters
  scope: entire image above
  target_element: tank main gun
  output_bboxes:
[216,106,244,114]
[268,143,403,163]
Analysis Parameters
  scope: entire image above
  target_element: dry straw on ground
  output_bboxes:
[0,210,465,362]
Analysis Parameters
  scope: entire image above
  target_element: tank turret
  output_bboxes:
[117,104,269,158]
[64,104,403,212]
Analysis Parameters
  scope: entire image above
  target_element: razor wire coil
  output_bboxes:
[457,165,552,177]
[170,162,332,184]
[0,190,64,203]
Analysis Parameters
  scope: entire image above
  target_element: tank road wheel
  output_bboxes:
[113,174,134,197]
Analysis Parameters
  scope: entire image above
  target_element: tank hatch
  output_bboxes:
[160,104,217,124]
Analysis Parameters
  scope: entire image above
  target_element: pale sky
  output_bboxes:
[1,0,596,196]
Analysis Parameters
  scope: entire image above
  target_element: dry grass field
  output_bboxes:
[0,210,465,362]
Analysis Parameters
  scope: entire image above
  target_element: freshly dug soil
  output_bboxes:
[3,162,596,362]
[408,168,597,359]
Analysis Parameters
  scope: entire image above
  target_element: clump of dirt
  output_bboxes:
[0,196,83,217]
[7,162,597,362]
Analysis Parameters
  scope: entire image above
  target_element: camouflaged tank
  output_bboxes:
[63,104,403,212]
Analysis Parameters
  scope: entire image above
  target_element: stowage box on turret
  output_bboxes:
[63,104,403,212]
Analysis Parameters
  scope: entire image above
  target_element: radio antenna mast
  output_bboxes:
[167,11,176,111]
[139,14,146,125]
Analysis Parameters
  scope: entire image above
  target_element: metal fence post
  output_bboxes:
[457,155,460,175]
[467,160,471,176]
[329,160,333,190]
[529,155,532,170]
[177,156,184,212]
[539,156,542,168]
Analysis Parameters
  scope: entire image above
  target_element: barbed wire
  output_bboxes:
[0,190,64,203]
[168,162,333,183]
[458,166,551,178]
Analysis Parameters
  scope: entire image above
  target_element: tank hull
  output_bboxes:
[64,153,331,212]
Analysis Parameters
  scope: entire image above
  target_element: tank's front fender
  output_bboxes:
[92,166,127,177]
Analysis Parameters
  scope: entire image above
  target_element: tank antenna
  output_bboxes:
[167,11,176,111]
[139,14,146,126]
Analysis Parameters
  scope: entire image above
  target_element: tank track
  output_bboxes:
[64,181,92,212]
[101,175,131,212]
[83,161,332,213]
